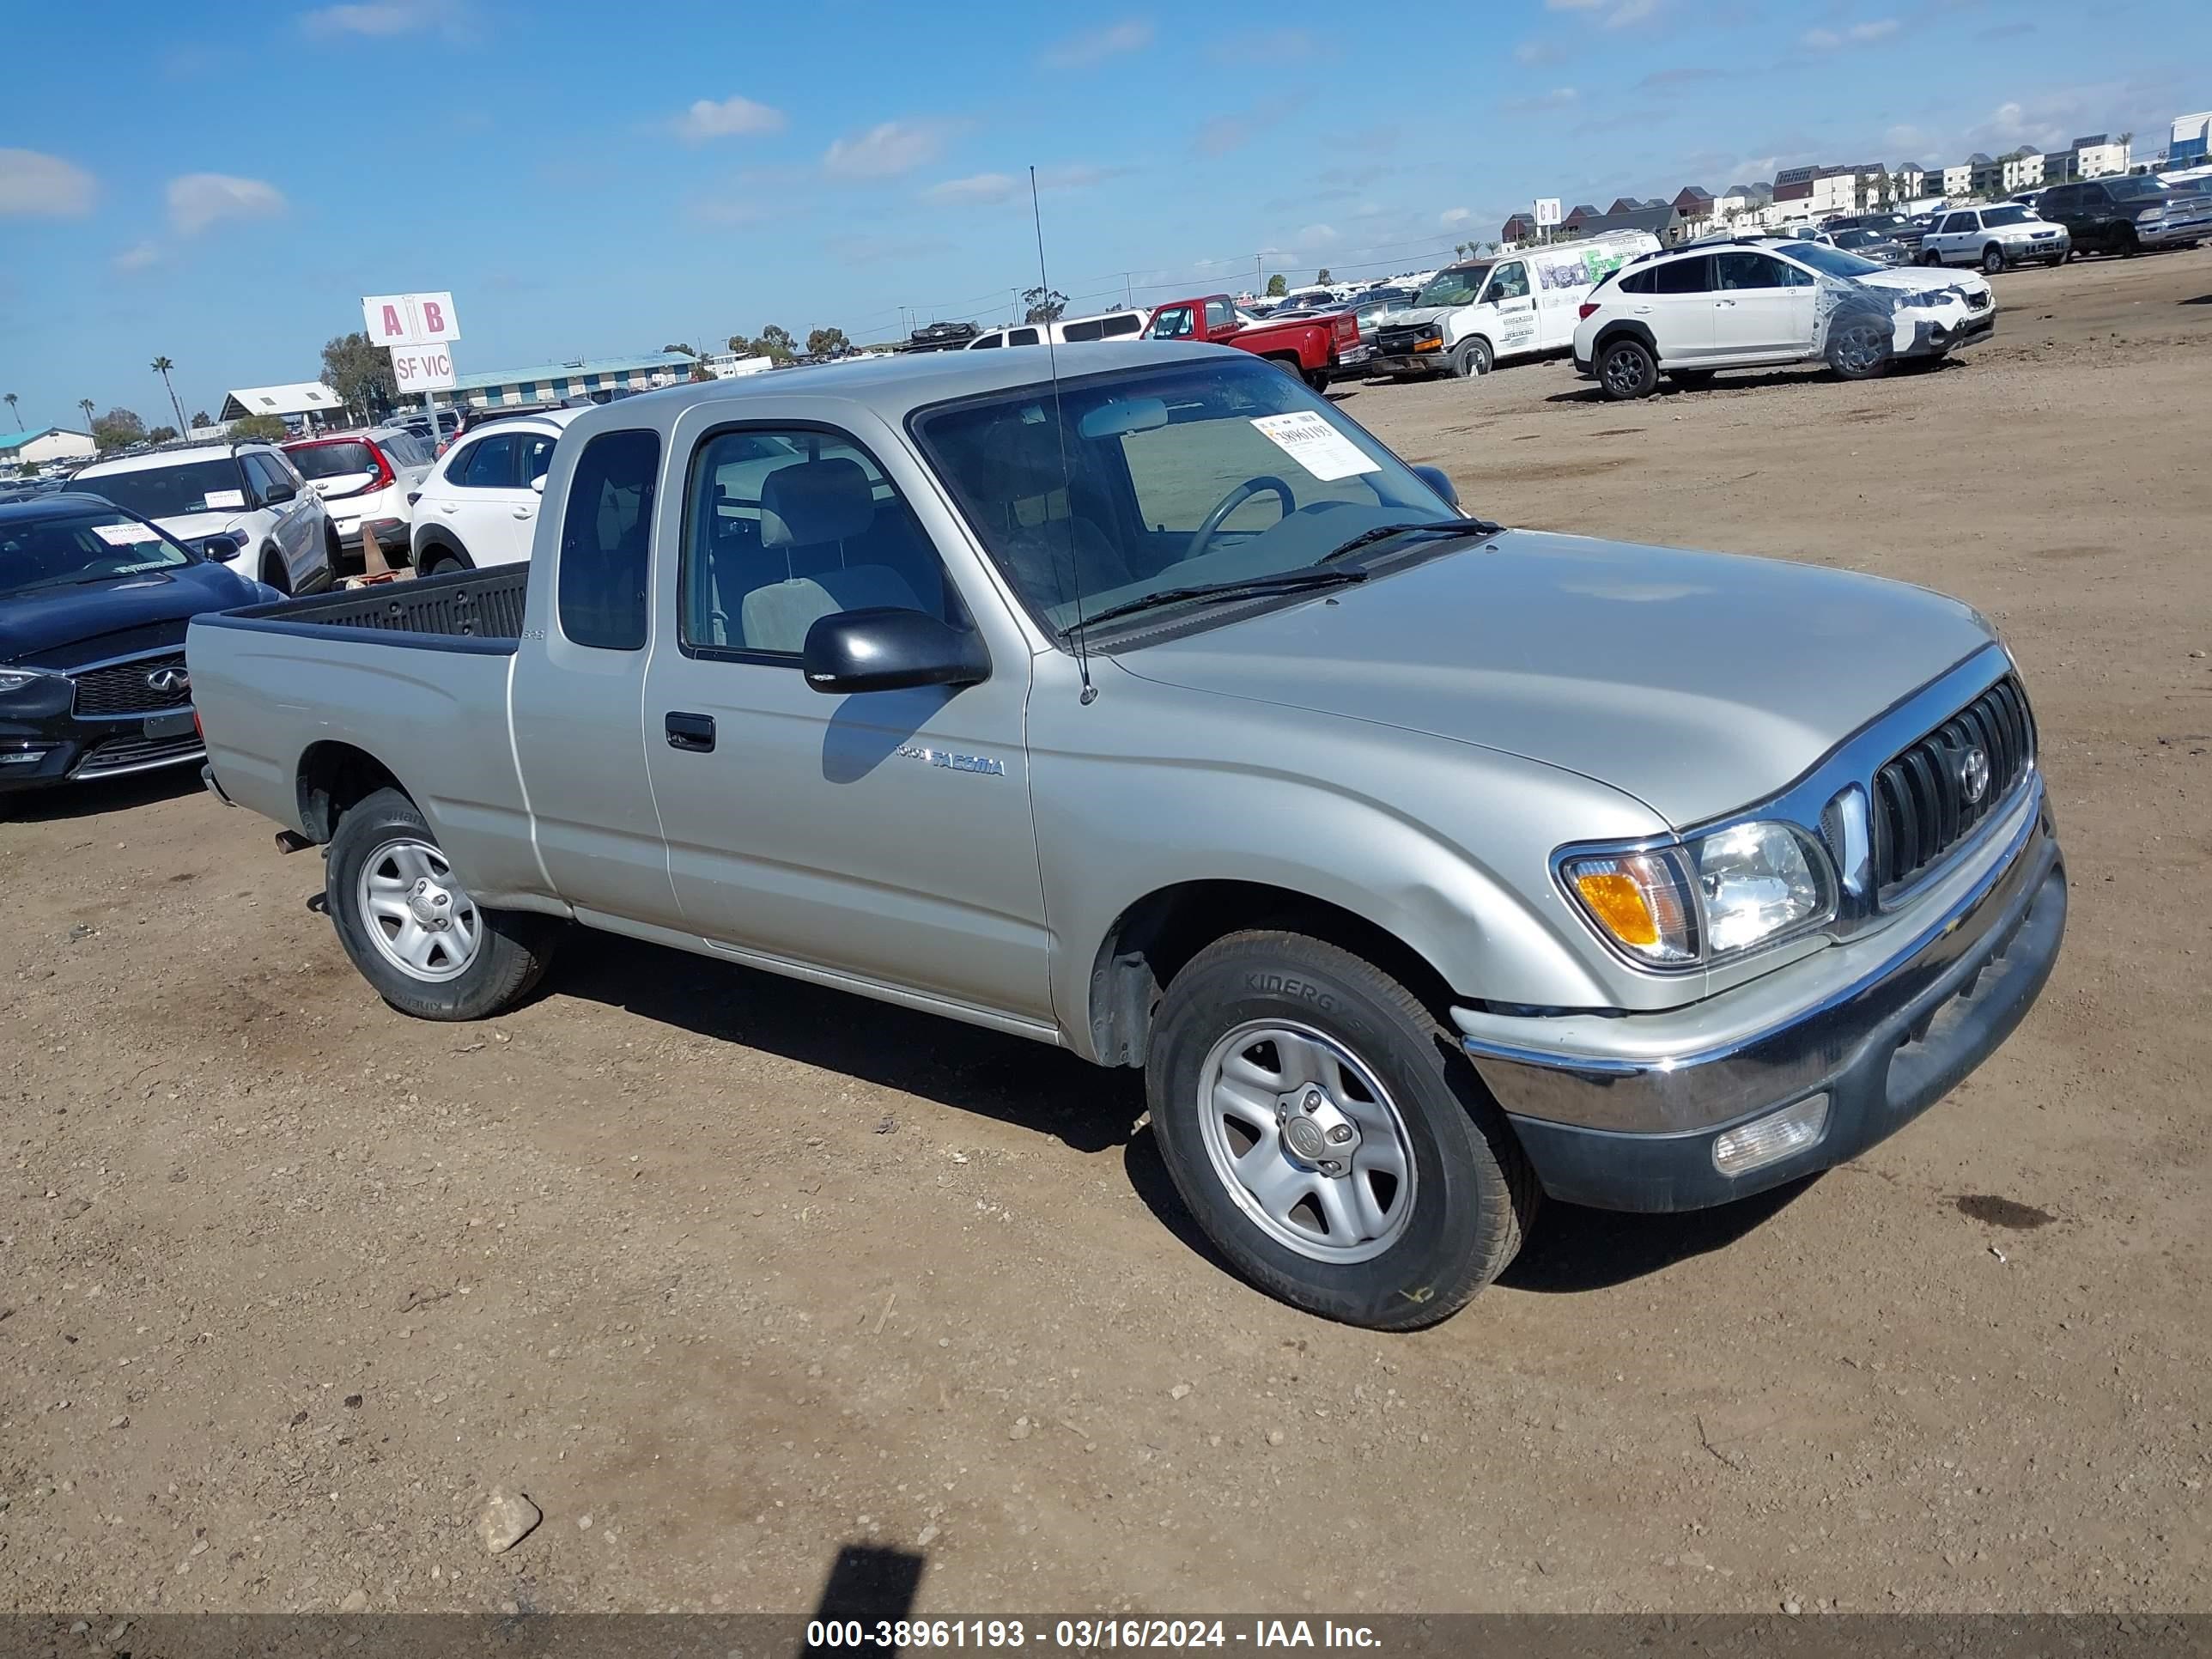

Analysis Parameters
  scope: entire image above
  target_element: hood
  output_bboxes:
[1,559,263,667]
[149,508,256,544]
[1114,530,1995,830]
[1856,267,1985,295]
[1382,305,1458,328]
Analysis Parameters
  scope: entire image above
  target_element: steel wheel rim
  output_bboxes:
[357,836,483,983]
[1835,325,1885,374]
[1195,1020,1418,1265]
[1602,348,1644,395]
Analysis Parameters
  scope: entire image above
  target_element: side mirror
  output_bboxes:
[530,474,546,495]
[801,608,990,696]
[1413,465,1461,509]
[262,482,296,504]
[199,532,246,560]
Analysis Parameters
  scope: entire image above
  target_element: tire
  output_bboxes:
[1449,337,1492,379]
[325,520,347,569]
[1269,355,1304,380]
[1143,930,1538,1330]
[1922,250,1945,267]
[1827,319,1893,381]
[1595,336,1657,400]
[1667,368,1717,388]
[1303,368,1331,393]
[325,786,560,1021]
[2113,225,2139,258]
[416,538,469,579]
[1981,245,2007,275]
[259,550,291,596]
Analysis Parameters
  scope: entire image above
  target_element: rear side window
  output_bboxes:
[1060,319,1104,342]
[458,434,517,489]
[1617,267,1655,295]
[969,332,1004,349]
[557,428,659,652]
[1008,327,1041,346]
[1651,256,1712,295]
[1101,313,1142,337]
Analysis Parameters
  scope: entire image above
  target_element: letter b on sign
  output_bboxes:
[420,300,446,335]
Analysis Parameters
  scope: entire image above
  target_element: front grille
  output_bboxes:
[72,731,204,778]
[1870,676,2034,897]
[1377,324,1436,355]
[72,653,191,717]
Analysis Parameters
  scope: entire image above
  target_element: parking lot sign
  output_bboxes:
[362,291,461,346]
[1534,198,1563,228]
[390,344,458,393]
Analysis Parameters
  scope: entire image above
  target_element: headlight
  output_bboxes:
[2136,207,2167,222]
[1562,822,1834,969]
[0,667,64,695]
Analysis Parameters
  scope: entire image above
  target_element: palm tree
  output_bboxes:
[3,392,17,430]
[150,356,187,437]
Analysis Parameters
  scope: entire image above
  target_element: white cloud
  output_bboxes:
[1439,206,1474,226]
[167,173,287,235]
[1549,0,1656,25]
[0,149,96,216]
[922,172,1017,206]
[112,240,163,272]
[1515,39,1562,64]
[676,94,787,143]
[301,0,441,36]
[1805,18,1899,49]
[1041,17,1154,67]
[1297,223,1339,246]
[823,121,951,179]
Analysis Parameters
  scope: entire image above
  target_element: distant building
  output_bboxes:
[1559,204,1602,234]
[219,381,347,429]
[1773,165,1818,210]
[0,425,95,466]
[1942,161,1973,198]
[2000,148,2045,191]
[2169,113,2209,165]
[1895,163,1933,198]
[2043,151,2081,186]
[1967,152,2004,195]
[445,352,699,409]
[1499,211,1538,245]
[2073,134,2131,177]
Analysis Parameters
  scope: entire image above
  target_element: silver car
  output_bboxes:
[188,344,2067,1328]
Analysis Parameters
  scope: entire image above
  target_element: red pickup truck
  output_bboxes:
[1142,295,1370,391]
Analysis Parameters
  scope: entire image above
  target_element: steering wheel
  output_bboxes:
[1183,476,1296,564]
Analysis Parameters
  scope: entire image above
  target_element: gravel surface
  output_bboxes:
[3,248,2207,1617]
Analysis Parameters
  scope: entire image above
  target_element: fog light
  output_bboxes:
[0,745,53,767]
[1711,1094,1830,1176]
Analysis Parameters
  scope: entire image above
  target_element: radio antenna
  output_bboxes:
[1030,164,1096,706]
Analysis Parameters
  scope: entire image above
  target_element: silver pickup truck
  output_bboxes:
[187,343,2066,1329]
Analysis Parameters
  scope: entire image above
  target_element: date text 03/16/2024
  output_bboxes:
[803,1620,1381,1649]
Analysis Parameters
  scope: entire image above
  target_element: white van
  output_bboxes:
[1371,231,1662,378]
[965,307,1152,350]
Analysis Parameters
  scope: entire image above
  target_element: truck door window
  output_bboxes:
[680,428,963,660]
[1486,263,1529,301]
[969,332,1004,349]
[1203,299,1237,331]
[556,428,659,652]
[1149,307,1194,339]
[1102,313,1142,337]
[1008,328,1041,347]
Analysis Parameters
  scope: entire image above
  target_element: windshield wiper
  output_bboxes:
[1317,515,1504,562]
[1065,568,1371,635]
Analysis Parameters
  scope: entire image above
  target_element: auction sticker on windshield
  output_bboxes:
[204,489,246,510]
[1250,411,1381,483]
[92,523,161,547]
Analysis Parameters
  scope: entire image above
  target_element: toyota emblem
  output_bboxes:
[1958,745,1990,805]
[146,666,191,695]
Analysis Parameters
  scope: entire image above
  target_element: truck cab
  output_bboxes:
[1143,295,1367,390]
[1374,231,1661,379]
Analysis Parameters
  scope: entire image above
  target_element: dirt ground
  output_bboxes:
[3,249,2208,1620]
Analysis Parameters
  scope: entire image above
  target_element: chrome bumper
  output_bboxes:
[1455,787,2065,1211]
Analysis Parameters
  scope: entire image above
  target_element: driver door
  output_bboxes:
[1481,261,1537,354]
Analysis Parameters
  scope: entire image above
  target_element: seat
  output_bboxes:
[967,416,1135,608]
[740,566,924,656]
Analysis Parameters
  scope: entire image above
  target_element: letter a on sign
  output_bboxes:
[381,304,404,339]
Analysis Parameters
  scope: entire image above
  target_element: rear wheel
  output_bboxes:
[1303,367,1331,394]
[1450,337,1492,379]
[1596,336,1657,400]
[416,538,469,579]
[325,787,560,1021]
[1144,931,1537,1329]
[1981,245,2007,274]
[2116,225,2140,257]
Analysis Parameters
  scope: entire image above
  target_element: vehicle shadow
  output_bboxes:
[1498,1175,1818,1293]
[551,933,1146,1155]
[2181,294,2212,305]
[0,765,202,824]
[801,1543,927,1655]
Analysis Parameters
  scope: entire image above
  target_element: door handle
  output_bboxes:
[512,507,533,520]
[1716,299,1738,307]
[440,502,458,514]
[665,711,716,753]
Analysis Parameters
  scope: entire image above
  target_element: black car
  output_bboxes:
[2035,175,2212,255]
[0,493,274,797]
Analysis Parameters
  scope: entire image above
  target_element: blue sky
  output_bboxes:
[1,0,2202,429]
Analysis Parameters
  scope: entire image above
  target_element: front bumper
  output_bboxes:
[2139,218,2210,247]
[0,720,205,792]
[1455,790,2065,1211]
[2006,234,2070,262]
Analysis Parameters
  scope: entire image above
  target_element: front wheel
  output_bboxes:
[1144,931,1538,1329]
[1450,337,1492,379]
[259,550,291,596]
[326,787,560,1020]
[1981,245,2007,275]
[1596,337,1657,400]
[1827,319,1893,381]
[1922,250,1945,267]
[2114,226,2140,257]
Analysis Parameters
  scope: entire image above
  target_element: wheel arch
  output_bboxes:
[1085,879,1462,1069]
[412,526,471,572]
[296,740,415,843]
[1590,319,1657,361]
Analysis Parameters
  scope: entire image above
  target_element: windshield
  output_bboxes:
[1783,242,1886,279]
[1982,205,2033,228]
[914,356,1457,638]
[0,506,192,597]
[1832,229,1881,248]
[1413,265,1490,307]
[76,458,249,520]
[2108,178,2170,202]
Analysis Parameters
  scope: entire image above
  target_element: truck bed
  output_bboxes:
[222,566,526,651]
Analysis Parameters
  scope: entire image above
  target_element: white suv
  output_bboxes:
[1572,235,1996,400]
[408,410,581,574]
[1918,204,2069,271]
[71,441,335,594]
